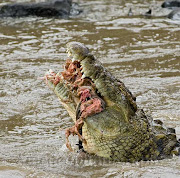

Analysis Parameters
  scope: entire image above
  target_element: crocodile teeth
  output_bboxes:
[81,74,86,79]
[49,69,54,74]
[67,52,71,57]
[66,49,72,57]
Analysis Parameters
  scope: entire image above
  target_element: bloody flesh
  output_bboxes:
[61,59,105,119]
[61,59,82,83]
[45,59,105,151]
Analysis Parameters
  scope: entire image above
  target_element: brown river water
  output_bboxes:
[0,0,180,177]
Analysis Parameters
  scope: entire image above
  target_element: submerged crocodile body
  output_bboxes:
[43,42,180,162]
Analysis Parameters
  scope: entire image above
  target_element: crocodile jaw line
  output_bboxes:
[66,48,85,79]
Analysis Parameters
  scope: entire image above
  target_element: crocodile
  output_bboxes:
[43,42,180,162]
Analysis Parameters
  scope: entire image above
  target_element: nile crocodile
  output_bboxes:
[42,42,180,162]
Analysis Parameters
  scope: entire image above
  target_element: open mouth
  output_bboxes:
[41,42,180,161]
[42,47,106,151]
[44,55,106,113]
[61,58,105,118]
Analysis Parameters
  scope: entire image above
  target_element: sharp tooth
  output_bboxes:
[67,52,71,57]
[72,58,76,62]
[81,74,86,79]
[49,69,53,73]
[81,69,84,73]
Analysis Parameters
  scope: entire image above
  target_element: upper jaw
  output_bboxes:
[66,48,78,62]
[66,48,73,58]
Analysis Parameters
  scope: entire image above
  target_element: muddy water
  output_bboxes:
[0,0,180,177]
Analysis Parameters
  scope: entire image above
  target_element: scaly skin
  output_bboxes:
[44,42,179,162]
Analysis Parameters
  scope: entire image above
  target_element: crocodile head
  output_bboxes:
[43,42,179,162]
